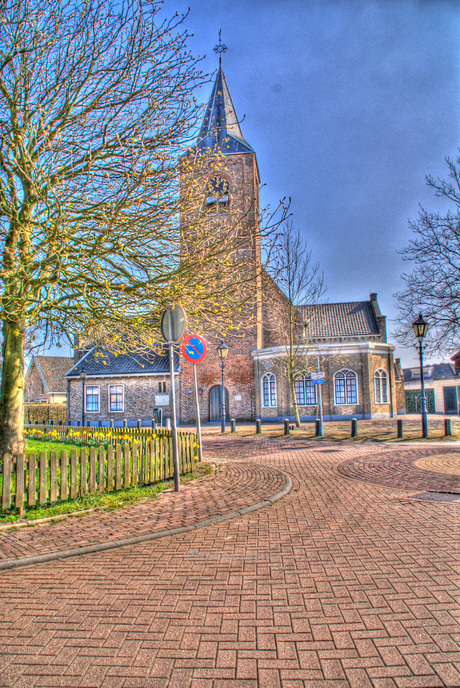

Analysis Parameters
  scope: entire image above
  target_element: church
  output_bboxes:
[65,62,404,425]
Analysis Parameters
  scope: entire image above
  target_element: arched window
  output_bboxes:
[262,373,277,407]
[374,369,388,403]
[294,373,317,406]
[205,175,230,211]
[334,369,358,405]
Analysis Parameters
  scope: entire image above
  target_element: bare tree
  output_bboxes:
[0,0,278,455]
[265,221,325,426]
[395,152,460,355]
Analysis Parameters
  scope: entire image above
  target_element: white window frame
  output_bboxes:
[261,373,277,407]
[374,369,388,404]
[85,385,100,413]
[294,374,317,406]
[108,384,124,413]
[334,369,358,405]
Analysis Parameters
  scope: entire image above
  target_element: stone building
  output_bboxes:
[65,61,403,424]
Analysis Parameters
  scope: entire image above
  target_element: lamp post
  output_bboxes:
[412,313,429,438]
[80,368,87,427]
[217,341,229,433]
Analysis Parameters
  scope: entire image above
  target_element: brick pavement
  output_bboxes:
[0,437,458,687]
[0,462,286,564]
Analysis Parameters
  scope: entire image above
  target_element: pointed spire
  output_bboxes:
[195,64,254,154]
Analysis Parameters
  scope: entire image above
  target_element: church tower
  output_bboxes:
[179,56,262,423]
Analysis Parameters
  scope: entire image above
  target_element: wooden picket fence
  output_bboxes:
[1,432,197,513]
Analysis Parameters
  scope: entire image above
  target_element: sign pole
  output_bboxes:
[167,309,180,492]
[192,363,203,462]
[317,353,324,436]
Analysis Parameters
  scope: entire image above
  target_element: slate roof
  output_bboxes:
[32,356,75,393]
[194,65,254,154]
[65,347,179,378]
[403,363,456,383]
[300,302,381,339]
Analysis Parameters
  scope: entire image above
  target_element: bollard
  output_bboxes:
[123,419,127,428]
[35,420,39,425]
[59,420,62,426]
[256,419,262,434]
[86,420,90,427]
[351,418,358,437]
[137,419,141,430]
[50,419,53,425]
[315,418,323,437]
[165,418,171,430]
[110,419,114,429]
[445,418,452,437]
[397,419,403,439]
[231,419,236,433]
[98,419,102,428]
[152,419,157,432]
[67,420,71,427]
[284,418,290,436]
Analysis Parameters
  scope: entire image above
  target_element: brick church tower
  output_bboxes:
[179,61,262,423]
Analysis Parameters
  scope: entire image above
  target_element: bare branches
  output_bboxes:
[394,151,460,355]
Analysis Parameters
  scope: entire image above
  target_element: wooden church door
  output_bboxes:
[209,385,229,421]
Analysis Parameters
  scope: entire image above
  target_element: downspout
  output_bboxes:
[388,350,395,418]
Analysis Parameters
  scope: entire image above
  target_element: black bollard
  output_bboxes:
[315,419,322,437]
[284,419,290,436]
[231,419,236,433]
[445,418,452,437]
[256,419,262,434]
[351,418,358,437]
[397,419,403,439]
[123,419,127,428]
[137,419,142,430]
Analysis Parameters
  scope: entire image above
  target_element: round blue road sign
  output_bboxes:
[181,334,208,363]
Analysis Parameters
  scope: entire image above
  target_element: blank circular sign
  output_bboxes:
[160,305,187,343]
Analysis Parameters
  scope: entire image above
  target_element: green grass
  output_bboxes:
[25,439,83,456]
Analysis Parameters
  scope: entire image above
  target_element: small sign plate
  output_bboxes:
[310,372,325,380]
[181,334,208,363]
[155,394,170,406]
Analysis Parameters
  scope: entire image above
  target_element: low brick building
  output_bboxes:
[25,355,74,404]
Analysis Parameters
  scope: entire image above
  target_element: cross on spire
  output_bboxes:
[213,29,228,65]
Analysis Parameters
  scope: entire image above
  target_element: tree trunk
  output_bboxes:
[290,378,301,427]
[0,318,25,456]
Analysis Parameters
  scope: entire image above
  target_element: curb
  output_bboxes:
[0,468,292,571]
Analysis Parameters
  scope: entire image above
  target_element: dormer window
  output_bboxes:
[206,175,230,211]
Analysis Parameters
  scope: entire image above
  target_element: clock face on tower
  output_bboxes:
[207,175,229,196]
[206,175,230,210]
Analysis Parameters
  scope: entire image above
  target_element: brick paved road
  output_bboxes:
[0,438,459,688]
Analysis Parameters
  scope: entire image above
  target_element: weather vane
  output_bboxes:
[213,29,228,64]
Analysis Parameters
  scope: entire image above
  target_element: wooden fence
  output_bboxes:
[1,432,197,513]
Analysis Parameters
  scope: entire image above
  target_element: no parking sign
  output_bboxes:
[181,334,208,363]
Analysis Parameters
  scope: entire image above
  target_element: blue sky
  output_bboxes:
[161,0,460,366]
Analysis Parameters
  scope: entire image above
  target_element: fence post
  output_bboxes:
[231,419,236,433]
[351,418,358,437]
[284,419,290,436]
[445,418,452,437]
[256,419,262,434]
[397,419,403,439]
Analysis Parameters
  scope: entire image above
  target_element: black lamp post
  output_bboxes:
[217,341,229,433]
[412,313,429,438]
[80,368,87,427]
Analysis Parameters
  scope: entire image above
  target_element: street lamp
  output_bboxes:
[80,368,87,427]
[217,341,229,433]
[412,313,429,438]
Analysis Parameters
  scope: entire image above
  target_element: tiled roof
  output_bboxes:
[300,302,380,339]
[194,65,254,154]
[33,356,75,393]
[403,363,456,382]
[66,346,180,378]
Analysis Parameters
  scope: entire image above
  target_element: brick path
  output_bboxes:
[0,437,459,687]
[0,462,286,564]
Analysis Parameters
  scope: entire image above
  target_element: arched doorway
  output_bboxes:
[209,385,229,421]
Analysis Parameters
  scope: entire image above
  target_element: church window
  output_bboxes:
[109,385,124,412]
[262,373,277,407]
[295,374,317,406]
[334,370,358,405]
[374,369,388,404]
[85,385,100,412]
[205,175,230,211]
